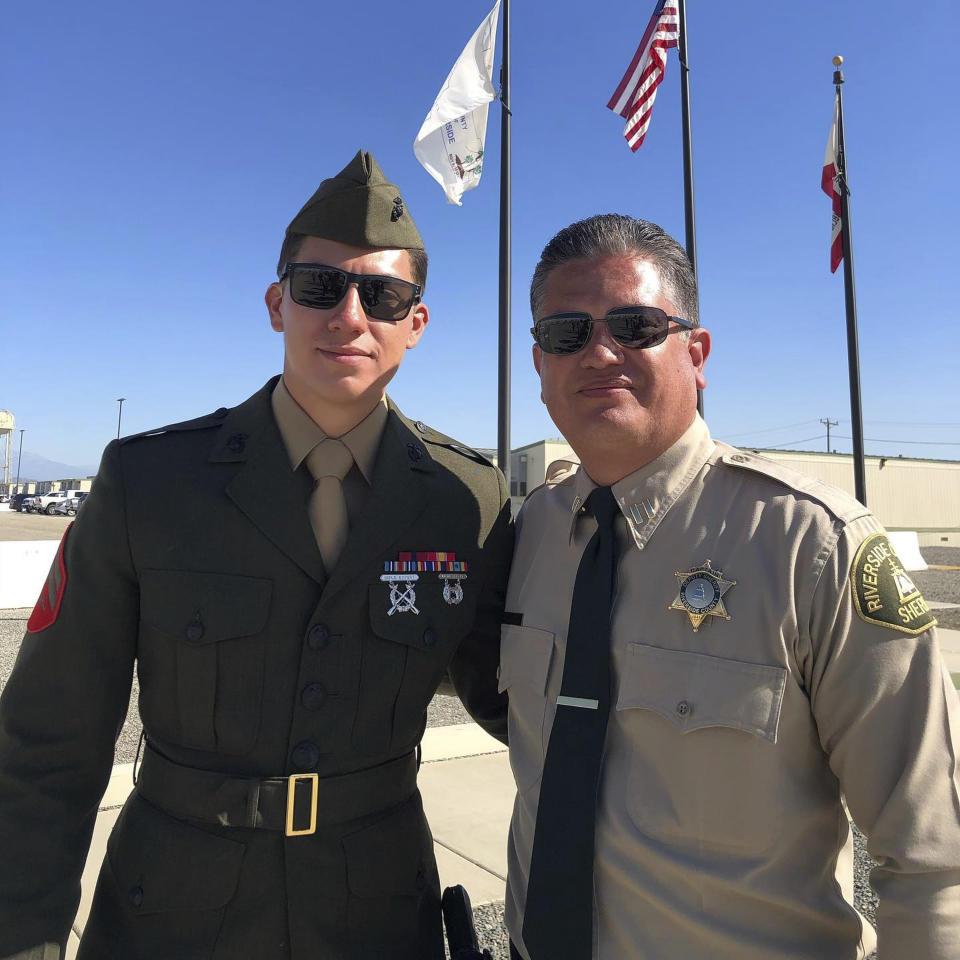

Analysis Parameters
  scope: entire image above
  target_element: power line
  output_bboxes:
[720,419,820,440]
[751,434,826,449]
[835,435,960,447]
[861,419,960,427]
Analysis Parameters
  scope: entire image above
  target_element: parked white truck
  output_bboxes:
[33,489,85,515]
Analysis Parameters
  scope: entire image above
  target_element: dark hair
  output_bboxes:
[530,214,698,326]
[277,233,428,290]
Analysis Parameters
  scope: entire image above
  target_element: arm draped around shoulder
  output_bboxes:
[447,466,513,745]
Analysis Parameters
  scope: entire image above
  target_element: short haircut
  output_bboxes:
[530,214,698,326]
[277,233,429,290]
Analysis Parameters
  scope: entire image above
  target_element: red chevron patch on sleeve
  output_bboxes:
[27,522,73,633]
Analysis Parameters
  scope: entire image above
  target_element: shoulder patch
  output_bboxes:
[850,533,937,636]
[27,523,73,633]
[718,447,868,525]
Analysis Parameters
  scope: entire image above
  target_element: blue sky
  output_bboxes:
[3,0,958,472]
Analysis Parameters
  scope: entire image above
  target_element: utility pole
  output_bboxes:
[497,0,511,492]
[117,397,126,440]
[820,418,838,452]
[15,429,24,492]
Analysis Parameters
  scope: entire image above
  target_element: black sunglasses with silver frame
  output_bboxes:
[531,305,695,356]
[279,262,422,322]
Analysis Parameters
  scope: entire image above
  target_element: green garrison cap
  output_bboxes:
[281,150,423,269]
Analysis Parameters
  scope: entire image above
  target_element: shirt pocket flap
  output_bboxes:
[367,579,476,650]
[343,797,427,897]
[498,623,555,695]
[108,795,245,914]
[618,643,787,743]
[140,569,272,644]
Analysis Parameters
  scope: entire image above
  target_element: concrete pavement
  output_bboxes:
[65,724,513,958]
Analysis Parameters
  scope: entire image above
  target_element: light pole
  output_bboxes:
[116,398,126,440]
[15,429,24,492]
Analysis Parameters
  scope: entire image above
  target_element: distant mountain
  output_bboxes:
[13,452,99,483]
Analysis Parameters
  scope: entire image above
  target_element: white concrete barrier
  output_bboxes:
[888,531,927,572]
[0,540,59,609]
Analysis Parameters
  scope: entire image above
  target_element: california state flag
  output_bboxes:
[413,1,501,205]
[821,95,843,273]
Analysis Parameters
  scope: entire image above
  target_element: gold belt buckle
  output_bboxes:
[285,773,319,837]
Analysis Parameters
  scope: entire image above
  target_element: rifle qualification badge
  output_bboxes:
[381,574,419,616]
[669,559,736,632]
[383,552,469,611]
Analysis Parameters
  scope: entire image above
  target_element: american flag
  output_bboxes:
[607,0,679,152]
[821,94,844,273]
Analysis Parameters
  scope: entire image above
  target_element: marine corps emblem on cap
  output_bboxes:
[669,559,736,632]
[279,149,424,275]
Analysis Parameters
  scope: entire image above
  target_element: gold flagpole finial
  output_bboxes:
[833,55,844,67]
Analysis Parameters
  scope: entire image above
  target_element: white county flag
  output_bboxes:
[414,1,501,205]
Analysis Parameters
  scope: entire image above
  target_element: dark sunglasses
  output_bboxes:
[279,263,422,322]
[531,305,695,355]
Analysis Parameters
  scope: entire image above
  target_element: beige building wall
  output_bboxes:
[510,440,960,547]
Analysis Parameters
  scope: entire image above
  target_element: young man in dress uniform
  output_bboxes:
[502,213,960,959]
[0,150,511,960]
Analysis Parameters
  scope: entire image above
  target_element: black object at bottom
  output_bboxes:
[443,884,494,959]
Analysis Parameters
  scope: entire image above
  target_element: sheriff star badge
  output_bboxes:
[669,559,736,632]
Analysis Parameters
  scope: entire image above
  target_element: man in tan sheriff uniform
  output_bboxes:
[501,213,960,959]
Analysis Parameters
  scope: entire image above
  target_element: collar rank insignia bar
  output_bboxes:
[669,559,736,632]
[382,552,469,612]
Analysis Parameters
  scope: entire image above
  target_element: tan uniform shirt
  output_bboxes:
[503,416,960,960]
[271,377,387,522]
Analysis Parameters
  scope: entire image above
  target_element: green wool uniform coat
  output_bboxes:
[0,377,512,960]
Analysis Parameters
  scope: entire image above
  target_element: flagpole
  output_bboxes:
[832,55,866,505]
[497,0,512,490]
[677,0,702,417]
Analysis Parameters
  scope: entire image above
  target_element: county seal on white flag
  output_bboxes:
[413,0,501,205]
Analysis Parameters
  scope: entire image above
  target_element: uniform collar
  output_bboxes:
[270,377,388,484]
[565,415,715,548]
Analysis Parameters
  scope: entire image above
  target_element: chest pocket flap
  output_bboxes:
[498,624,555,695]
[140,569,272,643]
[618,643,786,742]
[368,579,477,650]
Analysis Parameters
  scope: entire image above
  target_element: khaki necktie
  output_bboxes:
[306,438,355,572]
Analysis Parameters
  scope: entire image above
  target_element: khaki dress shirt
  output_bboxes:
[503,415,960,960]
[271,377,387,523]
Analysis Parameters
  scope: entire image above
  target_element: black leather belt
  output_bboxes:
[136,744,418,836]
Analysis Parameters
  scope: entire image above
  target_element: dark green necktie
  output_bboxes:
[522,485,619,960]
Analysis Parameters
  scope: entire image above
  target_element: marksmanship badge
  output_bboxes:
[381,574,419,616]
[669,559,736,632]
[850,533,937,635]
[440,574,466,605]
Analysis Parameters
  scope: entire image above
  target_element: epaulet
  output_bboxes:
[523,458,580,502]
[544,457,580,485]
[717,445,869,525]
[411,419,494,467]
[119,407,229,445]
